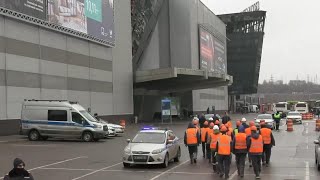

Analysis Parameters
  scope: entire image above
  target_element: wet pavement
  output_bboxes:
[0,113,319,180]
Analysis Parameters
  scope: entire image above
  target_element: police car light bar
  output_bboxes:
[141,126,159,130]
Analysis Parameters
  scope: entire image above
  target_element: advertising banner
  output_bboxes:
[48,0,115,43]
[199,27,226,74]
[0,0,47,20]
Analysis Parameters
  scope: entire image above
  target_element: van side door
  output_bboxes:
[71,112,87,137]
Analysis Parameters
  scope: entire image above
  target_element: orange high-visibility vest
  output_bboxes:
[260,128,272,144]
[210,133,221,150]
[226,121,232,128]
[227,127,233,137]
[186,128,198,145]
[249,135,263,153]
[217,134,231,155]
[245,127,251,136]
[201,127,210,142]
[235,133,247,150]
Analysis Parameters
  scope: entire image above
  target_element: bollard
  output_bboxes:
[287,119,293,132]
[316,119,320,131]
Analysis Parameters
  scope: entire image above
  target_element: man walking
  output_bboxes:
[184,122,200,164]
[247,126,264,179]
[216,125,232,179]
[201,121,210,158]
[207,125,221,172]
[260,122,275,167]
[233,125,248,178]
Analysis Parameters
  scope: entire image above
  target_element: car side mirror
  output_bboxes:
[126,139,131,143]
[314,140,319,144]
[167,140,173,144]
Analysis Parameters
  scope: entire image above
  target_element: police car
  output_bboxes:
[123,127,181,168]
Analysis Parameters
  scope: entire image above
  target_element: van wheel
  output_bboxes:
[28,130,40,141]
[82,132,93,142]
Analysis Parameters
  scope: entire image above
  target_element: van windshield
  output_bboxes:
[80,111,98,122]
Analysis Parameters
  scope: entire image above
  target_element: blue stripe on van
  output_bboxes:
[21,120,94,127]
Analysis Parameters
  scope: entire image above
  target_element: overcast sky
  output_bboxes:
[201,0,320,84]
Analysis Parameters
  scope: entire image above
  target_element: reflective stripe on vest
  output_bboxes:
[235,133,247,150]
[186,128,198,145]
[249,135,263,153]
[245,128,251,136]
[210,133,221,150]
[217,135,231,155]
[260,128,271,144]
[201,127,210,142]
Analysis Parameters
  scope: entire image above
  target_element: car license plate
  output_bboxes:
[134,156,147,160]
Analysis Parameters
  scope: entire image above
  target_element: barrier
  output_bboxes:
[286,119,293,132]
[120,120,126,128]
[316,119,320,131]
[302,113,314,120]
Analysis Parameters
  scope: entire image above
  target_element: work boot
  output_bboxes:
[225,175,229,179]
[249,163,252,167]
[240,175,244,178]
[219,173,224,178]
[256,176,261,179]
[262,161,266,165]
[194,158,197,164]
[266,163,269,167]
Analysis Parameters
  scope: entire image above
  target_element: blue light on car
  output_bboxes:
[141,126,157,130]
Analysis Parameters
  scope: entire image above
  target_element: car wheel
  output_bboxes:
[82,131,93,142]
[162,153,169,168]
[174,147,181,162]
[318,161,320,171]
[123,162,130,168]
[41,136,49,140]
[28,130,40,141]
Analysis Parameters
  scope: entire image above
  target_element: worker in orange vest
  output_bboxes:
[201,121,210,158]
[193,117,200,132]
[260,121,275,167]
[247,126,264,179]
[207,125,220,171]
[216,125,232,179]
[233,120,241,136]
[206,122,215,162]
[184,122,200,164]
[245,121,256,167]
[232,125,248,178]
[226,123,234,139]
[215,120,220,126]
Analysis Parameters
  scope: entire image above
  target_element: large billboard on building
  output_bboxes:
[0,0,47,20]
[48,0,114,43]
[199,27,226,74]
[0,0,115,44]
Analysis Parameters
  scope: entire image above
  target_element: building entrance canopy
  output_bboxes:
[134,67,233,93]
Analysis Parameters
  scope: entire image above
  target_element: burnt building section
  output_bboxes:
[219,11,266,95]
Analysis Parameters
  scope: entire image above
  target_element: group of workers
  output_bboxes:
[184,116,275,179]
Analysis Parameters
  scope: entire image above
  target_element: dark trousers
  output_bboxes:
[206,144,211,159]
[262,146,272,164]
[217,154,231,176]
[235,153,247,176]
[211,150,220,173]
[188,146,198,161]
[251,155,262,176]
[247,153,252,165]
[201,142,206,157]
[275,119,280,130]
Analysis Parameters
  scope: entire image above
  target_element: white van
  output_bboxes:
[21,100,109,142]
[294,102,309,114]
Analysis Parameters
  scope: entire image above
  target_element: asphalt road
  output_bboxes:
[0,114,319,180]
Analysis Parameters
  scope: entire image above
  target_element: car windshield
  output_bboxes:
[257,115,272,119]
[288,112,301,116]
[296,104,306,107]
[131,132,166,144]
[80,111,98,122]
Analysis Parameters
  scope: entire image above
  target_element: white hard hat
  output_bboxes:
[213,125,219,130]
[209,117,213,121]
[193,117,199,121]
[241,118,247,122]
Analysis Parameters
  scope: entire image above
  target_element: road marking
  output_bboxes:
[11,144,57,147]
[149,160,189,180]
[229,169,238,179]
[71,162,122,180]
[0,141,8,143]
[41,167,94,171]
[305,161,310,180]
[0,156,87,180]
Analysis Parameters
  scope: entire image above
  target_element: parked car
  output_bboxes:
[314,135,320,171]
[286,111,302,124]
[255,114,275,130]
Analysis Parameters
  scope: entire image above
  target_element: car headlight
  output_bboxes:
[152,148,166,154]
[124,146,131,154]
[94,124,102,129]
